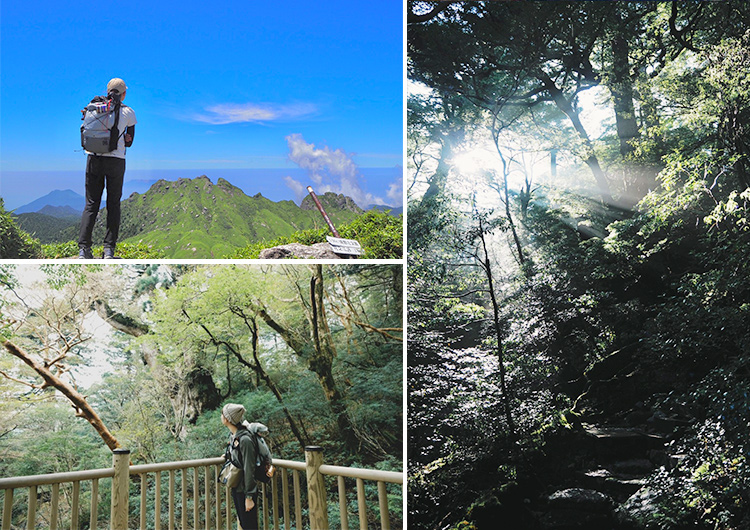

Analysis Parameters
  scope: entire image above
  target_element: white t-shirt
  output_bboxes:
[93,105,137,159]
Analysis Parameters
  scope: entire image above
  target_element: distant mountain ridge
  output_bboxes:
[13,176,400,257]
[369,204,403,216]
[14,189,84,215]
[38,205,81,219]
[15,183,402,219]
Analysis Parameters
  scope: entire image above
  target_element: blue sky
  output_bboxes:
[1,0,403,207]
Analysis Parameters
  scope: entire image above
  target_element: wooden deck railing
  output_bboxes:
[0,446,403,529]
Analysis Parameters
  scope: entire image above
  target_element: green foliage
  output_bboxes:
[40,240,79,258]
[13,212,78,244]
[107,242,167,259]
[408,10,750,528]
[649,356,750,527]
[40,240,167,259]
[338,210,403,259]
[230,211,403,259]
[0,199,42,258]
[1,264,403,529]
[0,400,111,478]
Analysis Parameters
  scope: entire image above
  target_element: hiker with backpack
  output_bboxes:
[220,403,274,530]
[78,77,137,259]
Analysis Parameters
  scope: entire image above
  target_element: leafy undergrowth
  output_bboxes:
[231,210,403,259]
[39,211,402,260]
[41,241,166,259]
[0,199,42,258]
[621,356,750,529]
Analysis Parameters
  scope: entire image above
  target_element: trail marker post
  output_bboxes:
[306,186,363,258]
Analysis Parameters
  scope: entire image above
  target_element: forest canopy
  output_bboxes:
[0,263,403,526]
[408,2,750,529]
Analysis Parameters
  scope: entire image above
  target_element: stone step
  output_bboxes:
[577,468,646,501]
[609,458,655,475]
[646,412,694,435]
[581,424,665,459]
[537,508,614,530]
[582,424,665,443]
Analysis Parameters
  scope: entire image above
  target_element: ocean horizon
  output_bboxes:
[0,167,403,211]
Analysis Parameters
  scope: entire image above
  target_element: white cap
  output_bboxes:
[107,78,127,95]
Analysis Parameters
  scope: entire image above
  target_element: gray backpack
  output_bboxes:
[80,95,121,154]
[245,422,274,483]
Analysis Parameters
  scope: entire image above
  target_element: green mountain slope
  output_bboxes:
[89,176,365,258]
[14,212,78,244]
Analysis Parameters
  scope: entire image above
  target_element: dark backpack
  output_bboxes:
[80,94,122,154]
[231,429,274,485]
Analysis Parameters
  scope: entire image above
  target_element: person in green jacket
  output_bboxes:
[221,403,258,530]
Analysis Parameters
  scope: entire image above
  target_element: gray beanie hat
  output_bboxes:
[222,403,245,425]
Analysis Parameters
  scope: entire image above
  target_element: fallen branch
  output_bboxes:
[2,340,120,450]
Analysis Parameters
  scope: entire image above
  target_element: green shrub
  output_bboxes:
[229,211,403,259]
[0,199,42,258]
[41,241,167,259]
[40,241,79,259]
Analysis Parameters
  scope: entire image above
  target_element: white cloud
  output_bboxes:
[386,178,403,205]
[284,133,393,208]
[193,102,317,125]
[283,175,307,199]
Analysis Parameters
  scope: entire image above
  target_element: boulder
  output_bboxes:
[547,488,613,513]
[540,489,614,529]
[614,487,663,529]
[258,242,342,259]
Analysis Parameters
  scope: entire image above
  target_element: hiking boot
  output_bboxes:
[78,247,94,259]
[103,247,116,259]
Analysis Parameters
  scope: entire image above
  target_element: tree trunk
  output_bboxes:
[92,300,149,337]
[256,267,360,453]
[248,317,312,449]
[475,218,517,441]
[491,128,525,266]
[537,71,613,203]
[419,139,454,206]
[610,34,639,158]
[96,299,222,434]
[191,313,311,450]
[310,267,359,452]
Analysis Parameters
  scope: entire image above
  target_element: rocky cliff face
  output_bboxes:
[301,192,363,214]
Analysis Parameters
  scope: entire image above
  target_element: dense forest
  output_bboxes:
[0,263,403,528]
[407,2,750,529]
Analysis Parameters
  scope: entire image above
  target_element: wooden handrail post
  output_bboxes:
[305,446,329,530]
[378,481,391,530]
[111,448,130,529]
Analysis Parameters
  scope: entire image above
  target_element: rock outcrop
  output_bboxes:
[258,242,343,259]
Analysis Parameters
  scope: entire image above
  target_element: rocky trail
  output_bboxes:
[533,420,675,529]
[466,343,699,529]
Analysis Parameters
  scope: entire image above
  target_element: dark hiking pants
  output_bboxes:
[78,155,125,250]
[231,489,258,530]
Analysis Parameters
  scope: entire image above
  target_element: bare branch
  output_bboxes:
[408,1,452,24]
[0,368,42,389]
